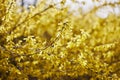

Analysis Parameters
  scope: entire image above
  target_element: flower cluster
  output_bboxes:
[0,0,120,80]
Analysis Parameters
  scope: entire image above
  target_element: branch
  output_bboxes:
[8,5,53,35]
[0,21,68,60]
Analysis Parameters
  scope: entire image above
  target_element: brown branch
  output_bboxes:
[3,0,14,20]
[8,4,55,35]
[108,59,120,66]
[40,22,68,50]
[0,1,69,62]
[0,21,68,61]
[109,67,120,77]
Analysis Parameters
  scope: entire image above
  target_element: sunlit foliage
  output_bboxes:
[0,0,120,80]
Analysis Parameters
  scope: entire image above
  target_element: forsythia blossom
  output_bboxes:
[0,0,120,80]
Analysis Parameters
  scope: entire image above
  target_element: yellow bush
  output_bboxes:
[0,0,120,80]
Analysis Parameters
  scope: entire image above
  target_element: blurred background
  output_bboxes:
[16,0,120,18]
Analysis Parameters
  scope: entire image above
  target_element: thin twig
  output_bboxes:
[0,21,68,60]
[8,4,54,35]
